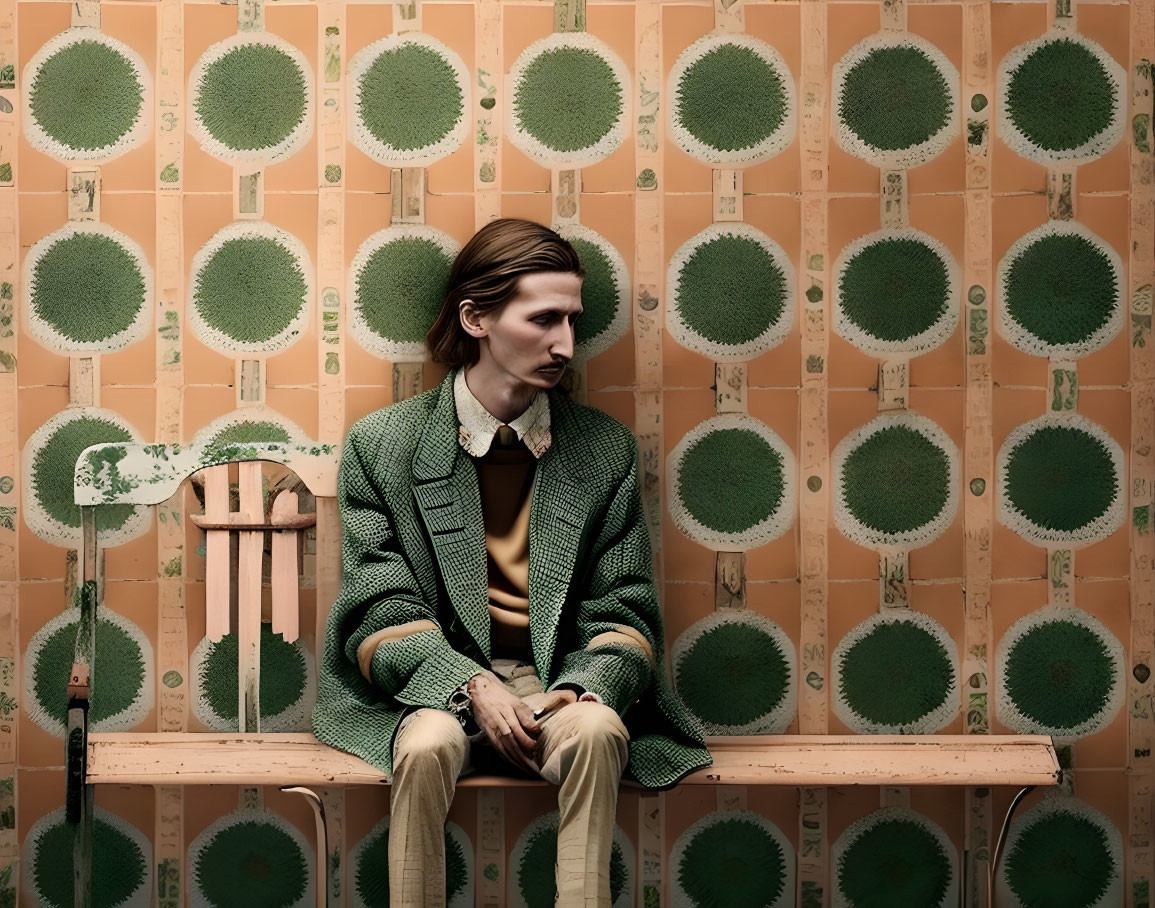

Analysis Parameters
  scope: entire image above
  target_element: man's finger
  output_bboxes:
[514,700,541,735]
[480,707,522,753]
[487,713,512,743]
[545,691,568,712]
[494,733,536,774]
[505,707,538,754]
[475,707,511,751]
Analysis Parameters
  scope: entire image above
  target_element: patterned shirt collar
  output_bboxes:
[453,366,552,459]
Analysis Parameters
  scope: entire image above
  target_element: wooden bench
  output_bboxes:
[85,732,1059,789]
[66,442,1058,907]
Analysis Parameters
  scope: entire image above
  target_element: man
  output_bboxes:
[313,218,711,906]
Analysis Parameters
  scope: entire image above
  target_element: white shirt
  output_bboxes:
[453,367,552,459]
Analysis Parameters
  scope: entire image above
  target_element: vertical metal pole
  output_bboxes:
[282,787,328,908]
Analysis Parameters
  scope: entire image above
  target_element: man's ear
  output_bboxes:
[459,299,487,338]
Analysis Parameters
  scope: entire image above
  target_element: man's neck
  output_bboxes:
[463,360,539,425]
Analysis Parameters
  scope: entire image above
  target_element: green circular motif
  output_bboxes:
[34,614,144,726]
[569,237,617,347]
[354,822,468,907]
[676,234,789,347]
[838,237,951,344]
[1004,619,1116,732]
[839,45,952,152]
[194,236,308,345]
[33,813,147,908]
[1002,232,1118,348]
[516,821,627,907]
[837,619,954,729]
[195,44,308,152]
[31,231,146,344]
[1004,811,1116,907]
[678,428,785,534]
[840,425,951,536]
[514,47,622,154]
[29,38,143,154]
[676,817,788,907]
[837,818,952,907]
[357,43,463,152]
[208,421,293,447]
[200,624,308,723]
[1005,39,1117,154]
[669,415,796,550]
[355,236,453,344]
[675,43,788,154]
[676,619,791,732]
[194,819,308,906]
[1003,426,1118,534]
[32,417,134,532]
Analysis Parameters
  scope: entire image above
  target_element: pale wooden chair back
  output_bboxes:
[190,461,316,730]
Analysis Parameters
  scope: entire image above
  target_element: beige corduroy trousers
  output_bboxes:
[388,695,629,907]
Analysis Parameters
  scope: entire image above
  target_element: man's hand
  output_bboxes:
[521,688,577,720]
[521,687,600,715]
[468,671,540,773]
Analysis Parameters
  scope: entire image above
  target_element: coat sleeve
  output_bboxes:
[547,442,661,716]
[334,418,485,709]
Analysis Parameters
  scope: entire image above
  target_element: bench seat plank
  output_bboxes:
[88,733,1059,788]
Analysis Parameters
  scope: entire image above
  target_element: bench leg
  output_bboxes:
[67,528,99,908]
[282,786,328,908]
[985,785,1035,908]
[66,704,92,908]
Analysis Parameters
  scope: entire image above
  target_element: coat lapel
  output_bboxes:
[527,430,590,680]
[412,372,491,659]
[411,368,594,675]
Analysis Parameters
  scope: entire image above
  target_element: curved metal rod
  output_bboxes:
[282,786,328,908]
[988,785,1035,907]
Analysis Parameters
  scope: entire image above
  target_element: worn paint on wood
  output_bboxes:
[799,0,830,897]
[1129,0,1155,893]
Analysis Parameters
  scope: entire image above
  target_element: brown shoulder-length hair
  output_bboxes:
[426,218,585,368]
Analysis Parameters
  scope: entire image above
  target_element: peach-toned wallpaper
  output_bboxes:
[1,0,1153,904]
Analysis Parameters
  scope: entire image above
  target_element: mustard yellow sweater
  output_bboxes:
[475,425,535,658]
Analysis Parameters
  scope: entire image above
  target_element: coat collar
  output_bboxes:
[412,367,592,678]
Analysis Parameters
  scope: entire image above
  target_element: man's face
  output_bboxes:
[467,271,583,389]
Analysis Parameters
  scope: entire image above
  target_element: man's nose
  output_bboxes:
[551,322,574,360]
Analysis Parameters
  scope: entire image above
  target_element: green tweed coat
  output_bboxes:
[312,367,712,788]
